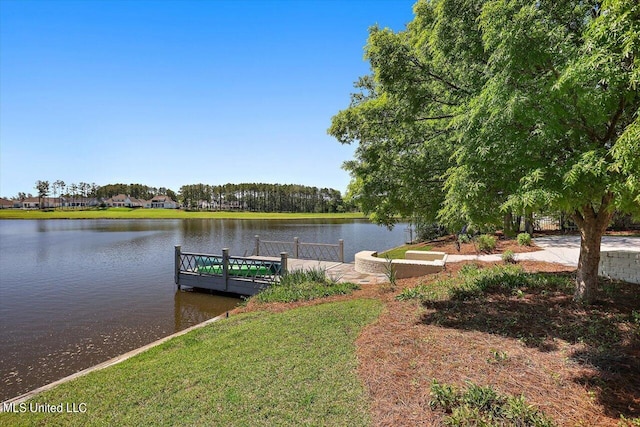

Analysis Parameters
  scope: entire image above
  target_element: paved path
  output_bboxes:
[286,258,388,285]
[446,235,640,266]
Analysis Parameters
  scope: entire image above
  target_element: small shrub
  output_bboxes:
[430,380,556,426]
[458,233,472,244]
[444,405,487,426]
[459,263,480,276]
[462,382,501,413]
[396,285,428,301]
[517,232,532,246]
[416,222,448,241]
[398,265,573,304]
[254,267,359,303]
[502,249,516,264]
[619,415,640,427]
[383,255,397,291]
[487,349,509,364]
[430,380,460,412]
[476,234,497,252]
[503,395,556,427]
[448,264,524,299]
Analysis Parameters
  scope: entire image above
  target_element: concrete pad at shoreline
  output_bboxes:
[286,258,388,285]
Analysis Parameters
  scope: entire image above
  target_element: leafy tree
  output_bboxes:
[166,188,177,202]
[34,180,49,209]
[53,180,65,208]
[330,0,639,303]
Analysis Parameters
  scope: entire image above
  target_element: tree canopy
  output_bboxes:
[329,0,639,302]
[178,183,348,213]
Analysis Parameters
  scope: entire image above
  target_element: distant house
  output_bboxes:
[222,200,247,210]
[197,200,213,210]
[19,197,42,209]
[60,197,99,208]
[150,195,178,209]
[0,198,14,209]
[194,199,245,210]
[105,194,146,208]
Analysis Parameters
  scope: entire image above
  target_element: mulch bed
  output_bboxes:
[424,234,542,255]
[356,260,640,426]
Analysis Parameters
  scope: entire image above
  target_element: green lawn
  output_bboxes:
[0,208,367,220]
[377,243,433,260]
[0,299,382,427]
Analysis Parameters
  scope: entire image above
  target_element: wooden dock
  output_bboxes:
[174,241,388,297]
[174,246,288,296]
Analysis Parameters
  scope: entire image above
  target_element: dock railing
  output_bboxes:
[175,245,288,295]
[253,235,344,263]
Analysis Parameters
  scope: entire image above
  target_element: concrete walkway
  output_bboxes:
[446,235,640,266]
[286,258,388,285]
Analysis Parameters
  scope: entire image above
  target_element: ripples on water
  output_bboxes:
[0,219,405,400]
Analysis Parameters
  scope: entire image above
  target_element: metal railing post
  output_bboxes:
[339,239,344,263]
[280,252,288,276]
[175,245,181,289]
[294,237,299,259]
[222,248,229,291]
[255,235,260,256]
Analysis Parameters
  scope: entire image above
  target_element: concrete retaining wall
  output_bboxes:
[355,251,446,279]
[598,250,640,284]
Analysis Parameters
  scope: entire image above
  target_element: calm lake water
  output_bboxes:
[0,218,406,401]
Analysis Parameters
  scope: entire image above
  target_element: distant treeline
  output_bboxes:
[24,180,351,213]
[96,183,177,201]
[179,183,352,213]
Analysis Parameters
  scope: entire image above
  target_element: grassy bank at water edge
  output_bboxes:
[0,208,367,220]
[0,299,382,426]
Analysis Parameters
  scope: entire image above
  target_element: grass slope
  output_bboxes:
[0,299,382,427]
[0,209,367,220]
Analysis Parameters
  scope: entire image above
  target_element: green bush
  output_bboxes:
[430,380,556,426]
[458,233,472,244]
[502,249,516,264]
[415,222,448,241]
[517,232,532,246]
[397,264,574,304]
[254,267,359,303]
[619,415,640,426]
[476,234,497,252]
[459,263,480,275]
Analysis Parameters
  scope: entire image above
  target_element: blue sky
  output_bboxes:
[0,0,416,198]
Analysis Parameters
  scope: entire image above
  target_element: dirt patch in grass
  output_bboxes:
[427,234,542,255]
[356,260,640,426]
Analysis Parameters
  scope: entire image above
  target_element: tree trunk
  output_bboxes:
[503,212,513,237]
[575,221,603,304]
[524,212,534,235]
[571,193,614,304]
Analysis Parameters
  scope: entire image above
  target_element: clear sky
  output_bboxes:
[0,0,416,198]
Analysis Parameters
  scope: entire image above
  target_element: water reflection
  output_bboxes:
[173,290,239,331]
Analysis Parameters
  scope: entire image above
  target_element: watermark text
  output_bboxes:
[3,401,87,414]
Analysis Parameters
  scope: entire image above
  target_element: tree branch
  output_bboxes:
[571,208,585,229]
[408,56,471,95]
[601,96,626,144]
[416,114,457,121]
